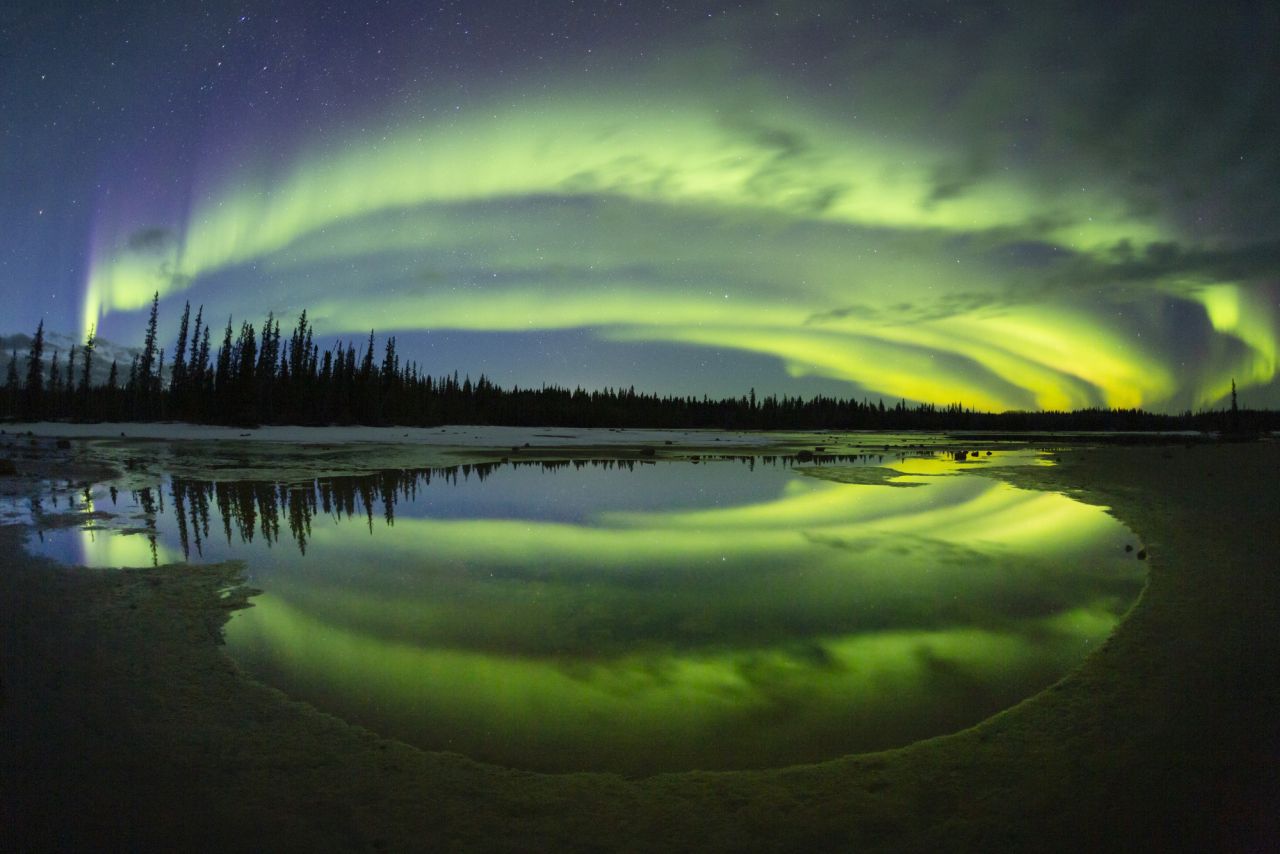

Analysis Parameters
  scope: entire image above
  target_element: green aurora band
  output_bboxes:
[82,89,1277,410]
[222,464,1146,772]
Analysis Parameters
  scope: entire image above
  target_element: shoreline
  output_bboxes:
[2,436,1277,851]
[1,421,774,447]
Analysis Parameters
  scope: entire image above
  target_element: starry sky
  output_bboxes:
[3,1,1279,410]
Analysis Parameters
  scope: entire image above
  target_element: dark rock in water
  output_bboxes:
[56,438,71,449]
[815,446,826,452]
[511,446,521,453]
[1125,544,1134,552]
[796,450,815,461]
[0,458,17,475]
[639,447,656,457]
[986,451,992,456]
[664,440,673,445]
[1137,549,1147,560]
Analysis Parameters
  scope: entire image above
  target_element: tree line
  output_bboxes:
[3,294,1276,432]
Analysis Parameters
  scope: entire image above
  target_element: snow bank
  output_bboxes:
[3,421,772,448]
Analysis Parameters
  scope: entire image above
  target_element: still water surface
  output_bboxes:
[13,449,1145,773]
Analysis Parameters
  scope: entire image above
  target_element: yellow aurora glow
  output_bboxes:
[81,90,1278,410]
[224,467,1145,772]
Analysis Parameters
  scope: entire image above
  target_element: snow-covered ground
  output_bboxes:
[2,421,774,447]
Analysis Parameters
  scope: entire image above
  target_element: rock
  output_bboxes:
[815,446,826,452]
[56,438,71,449]
[796,450,815,461]
[1124,544,1134,552]
[639,447,656,457]
[1137,549,1147,560]
[0,458,17,475]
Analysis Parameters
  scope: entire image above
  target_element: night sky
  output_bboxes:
[3,1,1278,411]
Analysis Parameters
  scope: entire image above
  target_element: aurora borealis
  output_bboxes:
[30,454,1146,772]
[4,2,1279,410]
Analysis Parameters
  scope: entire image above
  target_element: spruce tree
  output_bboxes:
[48,349,60,413]
[187,306,204,377]
[107,359,119,418]
[24,320,44,417]
[171,301,190,396]
[137,292,159,417]
[235,322,258,423]
[214,317,234,412]
[65,346,76,414]
[196,325,210,389]
[4,350,18,414]
[80,325,96,395]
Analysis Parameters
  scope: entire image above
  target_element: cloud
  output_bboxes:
[125,226,175,253]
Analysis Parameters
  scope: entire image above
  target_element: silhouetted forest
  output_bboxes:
[4,295,1277,432]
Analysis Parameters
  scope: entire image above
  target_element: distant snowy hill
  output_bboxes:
[0,331,167,386]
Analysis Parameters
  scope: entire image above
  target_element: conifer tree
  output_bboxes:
[24,319,44,417]
[129,292,161,418]
[80,325,95,395]
[4,350,18,413]
[48,349,60,407]
[214,317,234,404]
[106,359,119,418]
[187,306,204,374]
[65,346,76,411]
[126,354,139,396]
[235,321,258,422]
[171,301,190,396]
[194,322,211,405]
